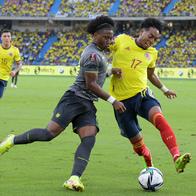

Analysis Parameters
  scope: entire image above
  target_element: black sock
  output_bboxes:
[14,128,55,144]
[71,136,96,177]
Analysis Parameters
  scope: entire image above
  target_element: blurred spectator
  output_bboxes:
[0,0,54,16]
[169,0,195,16]
[157,29,195,67]
[12,30,50,64]
[115,0,170,17]
[57,0,115,17]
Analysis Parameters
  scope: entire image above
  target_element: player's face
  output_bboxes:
[94,29,114,50]
[138,27,161,49]
[1,32,12,47]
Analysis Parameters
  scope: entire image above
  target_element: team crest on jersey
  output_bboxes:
[125,47,131,51]
[9,52,13,57]
[145,52,151,61]
[90,53,97,62]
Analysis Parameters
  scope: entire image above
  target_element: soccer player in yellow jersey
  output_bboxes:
[109,18,191,173]
[0,29,22,98]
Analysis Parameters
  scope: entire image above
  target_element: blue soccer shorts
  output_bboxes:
[114,88,161,139]
[0,79,8,98]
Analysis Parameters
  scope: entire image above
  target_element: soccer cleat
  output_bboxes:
[0,134,15,155]
[63,175,84,192]
[175,153,191,173]
[10,83,14,88]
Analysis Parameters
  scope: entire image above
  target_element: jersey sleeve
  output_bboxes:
[148,50,158,68]
[14,47,21,62]
[82,53,101,72]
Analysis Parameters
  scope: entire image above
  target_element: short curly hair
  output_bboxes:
[1,29,11,36]
[87,15,115,35]
[141,18,162,33]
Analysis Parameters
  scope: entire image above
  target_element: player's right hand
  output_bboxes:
[113,101,126,113]
[10,70,16,77]
[111,68,122,78]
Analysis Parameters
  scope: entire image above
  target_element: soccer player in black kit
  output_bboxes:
[0,16,126,192]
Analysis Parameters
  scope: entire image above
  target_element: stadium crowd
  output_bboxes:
[57,0,115,17]
[12,30,51,64]
[116,0,170,17]
[169,0,195,16]
[157,30,195,67]
[7,25,195,68]
[0,0,54,16]
[43,30,91,65]
[0,0,195,17]
[0,1,195,67]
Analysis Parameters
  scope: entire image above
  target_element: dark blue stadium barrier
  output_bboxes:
[0,0,4,6]
[162,0,180,15]
[109,0,120,16]
[33,35,58,64]
[156,37,168,50]
[49,0,62,15]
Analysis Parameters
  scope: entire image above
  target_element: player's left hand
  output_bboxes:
[112,68,122,78]
[164,90,177,99]
[10,70,16,77]
[113,100,126,113]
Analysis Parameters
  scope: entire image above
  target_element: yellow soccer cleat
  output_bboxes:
[63,175,84,192]
[0,134,15,155]
[175,153,191,173]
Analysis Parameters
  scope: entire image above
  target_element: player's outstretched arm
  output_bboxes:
[84,71,126,112]
[147,67,176,99]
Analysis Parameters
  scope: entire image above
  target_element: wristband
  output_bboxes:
[160,85,169,93]
[107,68,112,76]
[107,96,116,104]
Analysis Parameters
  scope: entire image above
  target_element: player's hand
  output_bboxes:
[10,70,16,77]
[113,100,126,113]
[164,90,177,99]
[111,68,122,78]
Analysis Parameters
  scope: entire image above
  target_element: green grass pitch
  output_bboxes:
[0,76,195,196]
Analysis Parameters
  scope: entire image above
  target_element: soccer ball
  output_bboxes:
[138,167,163,191]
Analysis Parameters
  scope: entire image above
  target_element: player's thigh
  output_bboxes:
[73,109,98,138]
[114,109,141,138]
[139,96,161,121]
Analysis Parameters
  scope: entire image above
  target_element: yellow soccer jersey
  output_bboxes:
[0,45,21,81]
[109,34,158,101]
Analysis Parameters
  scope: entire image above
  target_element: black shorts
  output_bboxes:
[51,91,99,133]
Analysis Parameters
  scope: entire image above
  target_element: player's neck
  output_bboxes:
[1,43,11,49]
[135,38,146,50]
[92,42,103,51]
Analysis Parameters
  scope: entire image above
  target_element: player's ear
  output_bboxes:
[139,29,144,36]
[93,32,99,39]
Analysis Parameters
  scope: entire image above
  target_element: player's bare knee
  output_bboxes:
[47,121,64,137]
